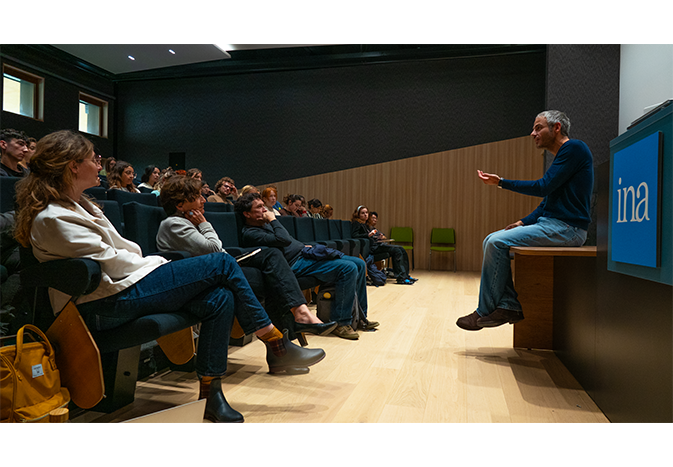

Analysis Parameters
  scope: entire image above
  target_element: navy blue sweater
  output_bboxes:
[501,139,594,230]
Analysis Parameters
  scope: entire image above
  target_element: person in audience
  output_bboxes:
[351,205,415,285]
[13,130,325,423]
[201,181,215,199]
[0,129,30,177]
[367,211,379,229]
[138,165,161,190]
[267,185,284,212]
[456,110,593,331]
[100,157,116,177]
[187,168,202,181]
[280,194,303,217]
[236,193,377,340]
[18,137,37,170]
[307,199,323,219]
[156,175,337,341]
[322,204,334,219]
[240,185,258,196]
[209,177,238,204]
[298,195,309,217]
[151,167,174,196]
[262,186,281,217]
[108,161,139,192]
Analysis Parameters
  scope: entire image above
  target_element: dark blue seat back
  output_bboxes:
[122,202,167,255]
[97,200,124,235]
[294,217,316,244]
[204,212,240,247]
[0,176,21,213]
[328,219,343,240]
[277,216,297,238]
[313,218,331,241]
[204,202,233,212]
[84,186,108,200]
[107,189,158,207]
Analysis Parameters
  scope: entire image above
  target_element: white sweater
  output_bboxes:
[156,215,226,256]
[31,197,166,314]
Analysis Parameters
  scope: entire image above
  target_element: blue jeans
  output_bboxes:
[477,217,587,317]
[78,253,271,377]
[291,255,368,326]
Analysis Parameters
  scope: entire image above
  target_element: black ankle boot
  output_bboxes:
[264,329,326,374]
[203,378,244,423]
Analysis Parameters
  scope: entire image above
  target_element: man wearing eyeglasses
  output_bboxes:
[0,129,30,177]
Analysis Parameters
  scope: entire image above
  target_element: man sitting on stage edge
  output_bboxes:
[456,110,594,331]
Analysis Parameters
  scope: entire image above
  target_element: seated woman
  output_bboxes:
[280,194,303,217]
[351,205,417,285]
[107,161,139,193]
[307,199,323,219]
[14,130,325,423]
[322,204,334,219]
[138,165,160,190]
[261,186,281,217]
[155,176,336,340]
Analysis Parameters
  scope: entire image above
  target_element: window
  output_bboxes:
[2,64,44,120]
[79,92,108,137]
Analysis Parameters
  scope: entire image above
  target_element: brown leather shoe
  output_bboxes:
[333,325,359,340]
[477,308,524,328]
[456,311,483,331]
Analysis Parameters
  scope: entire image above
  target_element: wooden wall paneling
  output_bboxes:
[265,136,542,271]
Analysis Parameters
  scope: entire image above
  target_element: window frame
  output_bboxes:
[2,64,44,121]
[78,91,109,138]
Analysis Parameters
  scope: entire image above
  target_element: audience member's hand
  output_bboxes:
[505,220,524,230]
[185,209,206,226]
[368,229,378,237]
[477,170,501,185]
[262,210,275,223]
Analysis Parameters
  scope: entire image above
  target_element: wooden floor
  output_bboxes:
[75,270,608,423]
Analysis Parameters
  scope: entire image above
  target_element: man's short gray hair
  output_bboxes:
[537,110,570,137]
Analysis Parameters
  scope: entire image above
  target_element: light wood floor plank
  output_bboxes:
[79,270,608,424]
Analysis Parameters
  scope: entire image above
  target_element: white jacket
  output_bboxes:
[30,197,166,314]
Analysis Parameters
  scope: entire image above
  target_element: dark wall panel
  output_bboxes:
[116,52,545,186]
[545,44,621,246]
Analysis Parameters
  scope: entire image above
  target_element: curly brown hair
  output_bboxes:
[159,175,203,216]
[14,130,94,247]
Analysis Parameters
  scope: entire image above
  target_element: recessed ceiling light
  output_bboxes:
[128,55,135,60]
[169,49,175,54]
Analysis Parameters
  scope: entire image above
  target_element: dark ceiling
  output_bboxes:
[33,44,545,82]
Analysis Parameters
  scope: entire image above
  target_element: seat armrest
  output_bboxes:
[20,258,102,297]
[150,251,191,261]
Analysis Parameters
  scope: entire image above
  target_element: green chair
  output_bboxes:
[390,226,414,270]
[429,228,456,272]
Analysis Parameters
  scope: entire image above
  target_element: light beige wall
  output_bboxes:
[264,136,543,271]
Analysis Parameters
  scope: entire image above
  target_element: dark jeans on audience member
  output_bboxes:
[291,255,368,326]
[372,243,410,279]
[78,253,271,378]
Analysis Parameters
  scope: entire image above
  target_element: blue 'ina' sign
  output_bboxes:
[611,131,662,267]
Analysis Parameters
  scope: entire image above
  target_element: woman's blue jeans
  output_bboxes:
[477,217,587,317]
[78,253,271,377]
[291,255,368,326]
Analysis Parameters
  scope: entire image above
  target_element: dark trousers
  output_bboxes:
[372,243,410,279]
[239,248,307,331]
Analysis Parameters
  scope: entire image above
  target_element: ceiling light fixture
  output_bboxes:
[168,49,175,54]
[128,55,135,60]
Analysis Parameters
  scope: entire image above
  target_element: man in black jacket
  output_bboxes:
[236,192,376,340]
